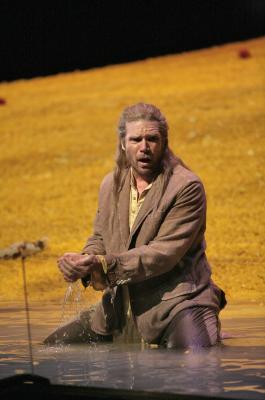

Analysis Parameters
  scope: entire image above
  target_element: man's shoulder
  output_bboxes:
[162,164,205,204]
[100,171,114,187]
[171,163,203,187]
[100,168,130,190]
[96,172,114,204]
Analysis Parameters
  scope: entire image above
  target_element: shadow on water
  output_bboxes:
[0,301,264,399]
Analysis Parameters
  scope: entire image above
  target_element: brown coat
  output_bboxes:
[82,164,226,344]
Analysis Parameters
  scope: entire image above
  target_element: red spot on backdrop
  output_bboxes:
[238,48,251,59]
[0,98,7,105]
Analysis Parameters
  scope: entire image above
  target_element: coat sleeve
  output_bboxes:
[79,207,106,288]
[81,174,113,256]
[82,208,106,256]
[105,181,207,286]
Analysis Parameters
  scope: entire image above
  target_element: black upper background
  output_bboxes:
[0,0,264,82]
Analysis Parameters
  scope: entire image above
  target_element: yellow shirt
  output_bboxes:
[129,174,153,230]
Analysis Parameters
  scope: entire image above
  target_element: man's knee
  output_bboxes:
[44,307,113,345]
[160,307,219,349]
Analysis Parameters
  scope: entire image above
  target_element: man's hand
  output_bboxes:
[57,252,97,282]
[57,252,107,290]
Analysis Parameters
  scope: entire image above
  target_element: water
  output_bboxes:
[0,300,264,399]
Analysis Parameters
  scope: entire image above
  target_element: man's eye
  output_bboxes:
[130,137,141,142]
[148,136,159,142]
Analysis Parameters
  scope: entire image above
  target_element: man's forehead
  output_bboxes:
[125,120,160,135]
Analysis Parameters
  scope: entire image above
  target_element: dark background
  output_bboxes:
[0,0,264,82]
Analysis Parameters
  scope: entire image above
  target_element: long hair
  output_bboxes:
[113,102,186,199]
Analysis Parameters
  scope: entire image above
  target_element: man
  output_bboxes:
[47,103,226,348]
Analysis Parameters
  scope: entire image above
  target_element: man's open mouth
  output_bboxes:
[138,157,151,164]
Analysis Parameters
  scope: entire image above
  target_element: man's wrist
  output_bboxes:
[91,260,108,291]
[80,253,94,287]
[96,255,108,274]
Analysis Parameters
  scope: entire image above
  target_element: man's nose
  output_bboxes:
[139,138,149,152]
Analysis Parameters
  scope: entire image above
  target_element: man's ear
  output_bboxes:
[121,142,125,151]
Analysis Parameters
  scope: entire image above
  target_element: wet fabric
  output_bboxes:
[44,305,220,349]
[43,307,112,345]
[160,306,220,349]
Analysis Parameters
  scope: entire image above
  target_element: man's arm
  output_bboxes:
[57,208,107,289]
[82,209,106,255]
[57,174,112,290]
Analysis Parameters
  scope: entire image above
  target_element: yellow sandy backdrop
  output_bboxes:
[0,37,264,304]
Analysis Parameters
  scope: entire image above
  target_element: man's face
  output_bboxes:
[124,120,165,181]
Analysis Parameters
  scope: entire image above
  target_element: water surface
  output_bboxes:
[0,301,264,399]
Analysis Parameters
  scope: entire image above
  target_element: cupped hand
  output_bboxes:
[57,252,99,282]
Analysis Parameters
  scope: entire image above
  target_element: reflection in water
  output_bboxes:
[0,303,264,399]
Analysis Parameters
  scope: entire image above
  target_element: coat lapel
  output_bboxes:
[127,172,164,248]
[117,170,131,247]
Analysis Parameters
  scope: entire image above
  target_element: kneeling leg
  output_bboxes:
[160,306,220,349]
